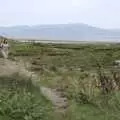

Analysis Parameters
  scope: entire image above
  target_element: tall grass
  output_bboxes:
[0,74,54,120]
[8,41,120,120]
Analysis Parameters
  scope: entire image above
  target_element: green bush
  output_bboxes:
[0,89,53,120]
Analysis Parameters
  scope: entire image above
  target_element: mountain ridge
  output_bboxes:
[0,23,120,41]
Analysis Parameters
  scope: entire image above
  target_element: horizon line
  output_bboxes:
[0,23,118,30]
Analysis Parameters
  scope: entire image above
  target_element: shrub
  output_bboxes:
[0,89,53,120]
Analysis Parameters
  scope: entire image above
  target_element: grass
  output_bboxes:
[0,74,54,120]
[7,40,120,119]
[65,102,119,120]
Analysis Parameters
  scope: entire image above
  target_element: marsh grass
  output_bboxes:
[7,41,120,120]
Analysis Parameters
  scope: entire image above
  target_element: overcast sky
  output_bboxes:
[0,0,120,29]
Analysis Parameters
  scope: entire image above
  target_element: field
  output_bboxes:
[1,40,120,120]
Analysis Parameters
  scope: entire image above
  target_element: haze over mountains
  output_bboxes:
[0,23,120,41]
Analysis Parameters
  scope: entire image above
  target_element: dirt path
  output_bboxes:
[40,87,68,112]
[0,58,19,76]
[0,58,68,112]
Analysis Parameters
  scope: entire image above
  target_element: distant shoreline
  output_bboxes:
[8,37,120,44]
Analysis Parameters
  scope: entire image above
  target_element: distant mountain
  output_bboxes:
[0,23,120,41]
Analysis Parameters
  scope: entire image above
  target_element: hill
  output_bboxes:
[0,23,120,41]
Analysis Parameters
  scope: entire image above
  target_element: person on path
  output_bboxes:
[0,39,9,59]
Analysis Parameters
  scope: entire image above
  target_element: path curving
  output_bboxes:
[0,58,68,112]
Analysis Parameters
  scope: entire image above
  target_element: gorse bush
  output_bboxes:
[0,89,53,120]
[0,71,53,120]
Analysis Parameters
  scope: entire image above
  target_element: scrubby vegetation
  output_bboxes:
[6,40,120,119]
[0,74,53,120]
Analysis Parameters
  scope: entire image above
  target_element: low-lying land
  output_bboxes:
[2,40,120,120]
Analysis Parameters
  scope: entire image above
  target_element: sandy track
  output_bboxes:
[0,58,68,112]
